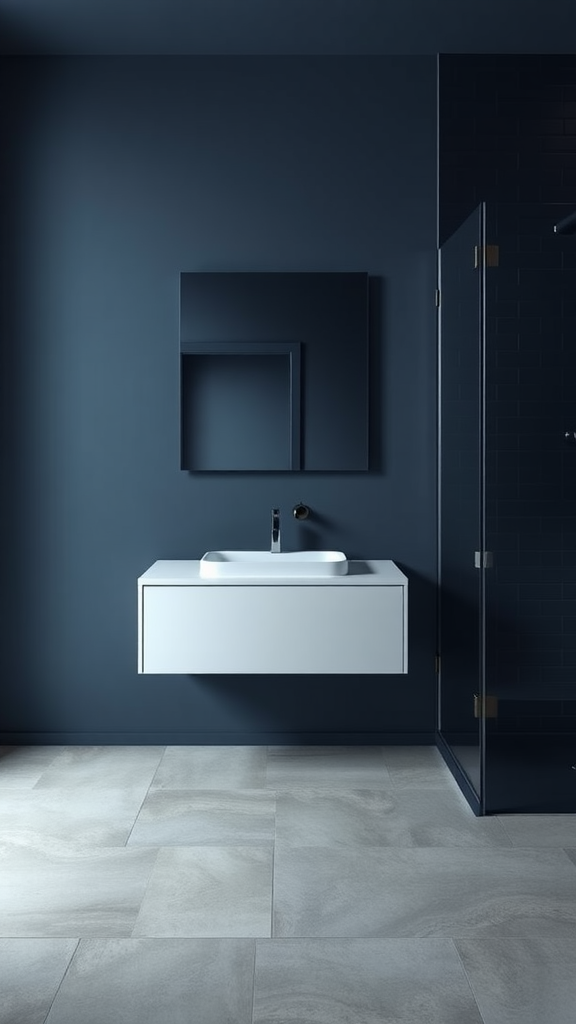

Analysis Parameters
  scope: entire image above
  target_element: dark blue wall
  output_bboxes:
[0,55,437,743]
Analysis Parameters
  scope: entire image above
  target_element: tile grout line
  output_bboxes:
[31,748,64,790]
[270,789,277,939]
[494,815,517,847]
[560,847,576,868]
[42,938,82,1024]
[450,938,489,1024]
[129,846,163,937]
[123,746,167,847]
[123,784,156,847]
[250,938,258,1024]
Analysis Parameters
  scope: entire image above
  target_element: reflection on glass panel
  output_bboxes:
[438,205,484,808]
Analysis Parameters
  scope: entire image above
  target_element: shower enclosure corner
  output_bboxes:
[437,202,576,814]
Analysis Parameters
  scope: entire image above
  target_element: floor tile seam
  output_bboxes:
[274,783,406,790]
[272,842,576,859]
[128,847,163,938]
[37,749,66,781]
[271,842,573,856]
[561,847,576,867]
[270,841,275,941]
[385,780,457,789]
[271,787,400,802]
[127,840,276,850]
[270,923,576,941]
[123,783,158,847]
[266,784,423,794]
[142,787,277,796]
[253,935,474,946]
[0,783,159,798]
[478,844,576,858]
[146,746,168,792]
[2,842,568,863]
[37,936,81,1024]
[126,843,276,851]
[266,841,518,851]
[0,842,164,861]
[494,817,523,846]
[30,783,165,798]
[450,937,488,1024]
[0,930,85,942]
[249,938,258,1024]
[260,930,505,942]
[485,842,576,854]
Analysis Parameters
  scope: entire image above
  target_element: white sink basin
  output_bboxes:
[199,550,348,579]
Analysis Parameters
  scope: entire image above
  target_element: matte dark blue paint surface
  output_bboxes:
[2,0,574,56]
[0,56,437,742]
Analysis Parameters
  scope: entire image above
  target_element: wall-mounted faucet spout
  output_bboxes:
[271,508,281,553]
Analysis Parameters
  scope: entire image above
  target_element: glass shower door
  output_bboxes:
[437,204,487,813]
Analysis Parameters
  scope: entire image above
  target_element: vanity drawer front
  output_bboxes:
[140,584,406,674]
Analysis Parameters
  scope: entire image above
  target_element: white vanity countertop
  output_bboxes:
[138,559,407,586]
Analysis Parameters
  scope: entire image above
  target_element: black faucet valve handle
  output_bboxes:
[293,503,310,521]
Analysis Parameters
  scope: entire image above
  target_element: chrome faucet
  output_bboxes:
[271,508,281,553]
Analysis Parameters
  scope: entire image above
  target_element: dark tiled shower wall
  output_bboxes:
[439,55,576,725]
[487,698,576,736]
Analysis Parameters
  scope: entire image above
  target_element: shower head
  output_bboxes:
[554,210,576,235]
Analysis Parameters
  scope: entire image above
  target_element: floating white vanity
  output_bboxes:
[138,558,407,675]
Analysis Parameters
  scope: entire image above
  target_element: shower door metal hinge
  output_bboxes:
[474,694,499,719]
[435,289,441,307]
[474,244,499,268]
[474,550,493,569]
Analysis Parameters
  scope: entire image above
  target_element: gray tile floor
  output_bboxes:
[1,744,576,1023]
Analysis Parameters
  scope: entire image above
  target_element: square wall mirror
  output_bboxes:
[180,272,369,472]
